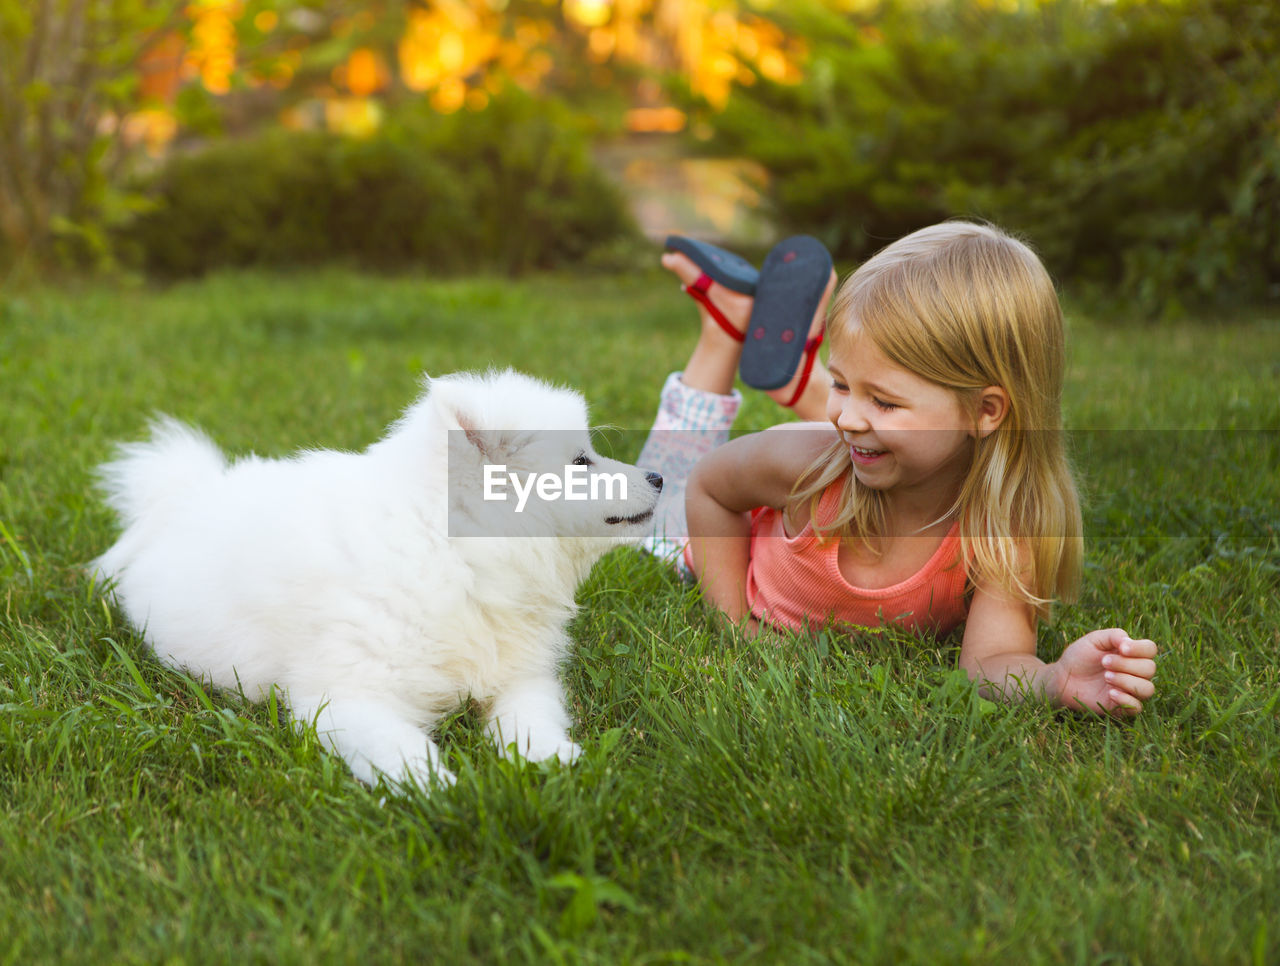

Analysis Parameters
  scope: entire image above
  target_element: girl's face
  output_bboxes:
[824,326,977,503]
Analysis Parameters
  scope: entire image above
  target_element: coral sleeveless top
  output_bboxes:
[745,482,970,635]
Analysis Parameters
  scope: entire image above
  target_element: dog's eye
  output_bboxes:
[572,453,593,467]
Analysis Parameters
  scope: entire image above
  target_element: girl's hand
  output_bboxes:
[1052,629,1158,717]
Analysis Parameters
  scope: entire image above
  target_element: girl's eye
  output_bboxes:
[830,380,849,393]
[872,397,899,412]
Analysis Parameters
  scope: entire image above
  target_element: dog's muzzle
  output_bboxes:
[604,471,663,526]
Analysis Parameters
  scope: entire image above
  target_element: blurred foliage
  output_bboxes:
[5,0,1277,316]
[0,0,647,274]
[0,0,377,272]
[714,0,1280,316]
[121,90,640,277]
[0,0,182,269]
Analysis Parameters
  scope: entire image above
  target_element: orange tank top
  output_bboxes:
[745,482,970,635]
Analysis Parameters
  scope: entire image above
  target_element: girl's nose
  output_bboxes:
[837,399,870,433]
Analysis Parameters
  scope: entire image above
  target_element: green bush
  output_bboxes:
[713,0,1280,315]
[124,91,638,277]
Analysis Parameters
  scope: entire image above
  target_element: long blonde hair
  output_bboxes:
[791,221,1082,617]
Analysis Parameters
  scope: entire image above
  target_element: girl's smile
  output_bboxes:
[848,443,887,465]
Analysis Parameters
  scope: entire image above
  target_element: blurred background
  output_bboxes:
[1,0,1277,315]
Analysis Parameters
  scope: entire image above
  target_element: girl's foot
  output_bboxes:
[663,235,759,294]
[661,250,754,346]
[662,249,754,397]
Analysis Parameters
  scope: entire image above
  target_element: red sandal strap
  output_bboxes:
[782,330,824,409]
[683,274,745,343]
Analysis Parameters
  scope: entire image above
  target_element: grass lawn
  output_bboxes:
[1,267,1278,964]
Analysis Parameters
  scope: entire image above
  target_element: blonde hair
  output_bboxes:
[791,221,1082,618]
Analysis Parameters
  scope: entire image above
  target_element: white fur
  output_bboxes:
[92,369,661,790]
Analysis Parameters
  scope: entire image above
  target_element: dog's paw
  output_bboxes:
[386,756,456,793]
[533,739,582,767]
[358,748,454,794]
[552,739,583,765]
[501,736,582,767]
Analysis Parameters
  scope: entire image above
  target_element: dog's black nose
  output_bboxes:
[645,471,663,493]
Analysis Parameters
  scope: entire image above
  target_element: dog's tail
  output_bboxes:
[97,416,227,528]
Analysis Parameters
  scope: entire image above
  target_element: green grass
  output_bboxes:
[1,268,1278,964]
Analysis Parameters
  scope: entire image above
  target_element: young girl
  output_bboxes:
[639,222,1158,717]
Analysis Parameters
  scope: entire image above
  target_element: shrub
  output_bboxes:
[124,91,638,277]
[713,0,1280,315]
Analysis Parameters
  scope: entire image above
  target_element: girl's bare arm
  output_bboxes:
[685,425,835,625]
[960,579,1158,716]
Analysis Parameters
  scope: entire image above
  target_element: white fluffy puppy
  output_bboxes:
[93,369,662,789]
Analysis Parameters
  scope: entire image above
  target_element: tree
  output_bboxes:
[0,0,191,267]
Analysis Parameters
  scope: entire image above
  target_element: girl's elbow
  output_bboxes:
[686,454,722,502]
[955,649,987,680]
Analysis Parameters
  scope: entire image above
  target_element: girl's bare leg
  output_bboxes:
[638,249,832,568]
[660,251,751,396]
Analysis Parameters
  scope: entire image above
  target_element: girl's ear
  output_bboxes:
[974,386,1010,438]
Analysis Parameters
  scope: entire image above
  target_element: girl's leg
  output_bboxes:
[661,249,751,395]
[635,371,740,569]
[662,248,835,420]
[636,248,836,567]
[637,251,748,566]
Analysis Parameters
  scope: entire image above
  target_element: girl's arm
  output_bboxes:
[685,424,834,627]
[960,581,1158,717]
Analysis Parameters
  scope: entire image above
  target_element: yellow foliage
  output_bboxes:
[155,0,810,141]
[625,106,687,132]
[341,48,389,97]
[398,5,501,93]
[431,78,468,114]
[121,109,179,156]
[565,0,613,28]
[184,0,241,95]
[324,97,383,137]
[400,0,804,119]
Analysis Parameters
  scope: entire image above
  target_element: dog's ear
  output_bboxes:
[431,382,502,462]
[443,405,495,461]
[430,373,529,465]
[459,420,496,461]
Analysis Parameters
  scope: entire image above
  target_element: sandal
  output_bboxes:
[664,235,759,294]
[737,235,833,404]
[665,235,759,344]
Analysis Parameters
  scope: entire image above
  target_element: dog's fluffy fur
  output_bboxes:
[93,369,661,788]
